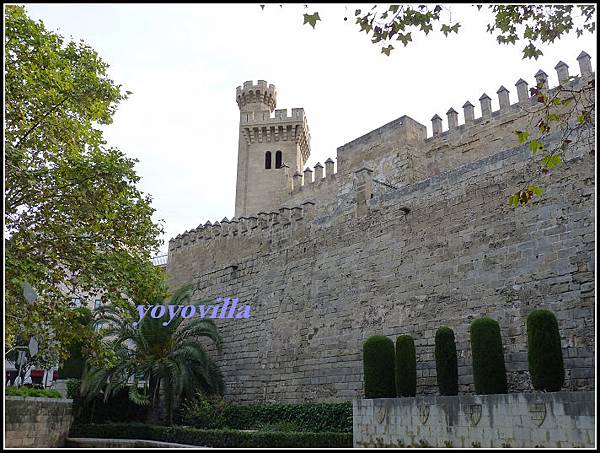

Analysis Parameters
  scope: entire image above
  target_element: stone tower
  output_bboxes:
[234,80,311,217]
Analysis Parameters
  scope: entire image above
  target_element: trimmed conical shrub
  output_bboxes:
[527,309,565,391]
[470,317,508,394]
[395,335,416,397]
[363,336,396,398]
[434,326,458,395]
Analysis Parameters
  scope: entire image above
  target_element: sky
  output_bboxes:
[19,3,597,255]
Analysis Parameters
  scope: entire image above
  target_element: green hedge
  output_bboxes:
[434,327,458,396]
[527,309,565,392]
[470,317,508,394]
[68,379,147,425]
[5,386,62,398]
[178,400,352,433]
[363,335,396,398]
[70,423,353,448]
[395,335,416,397]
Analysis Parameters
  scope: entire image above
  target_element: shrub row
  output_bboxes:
[177,400,352,433]
[68,378,148,425]
[363,309,564,397]
[5,386,63,398]
[70,423,353,448]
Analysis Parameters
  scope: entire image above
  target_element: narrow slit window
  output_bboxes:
[275,151,282,168]
[265,151,272,169]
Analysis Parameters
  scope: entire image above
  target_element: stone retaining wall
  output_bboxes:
[353,391,595,448]
[5,396,74,447]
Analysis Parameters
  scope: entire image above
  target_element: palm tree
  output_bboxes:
[80,284,224,424]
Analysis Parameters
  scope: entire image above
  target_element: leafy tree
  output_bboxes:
[5,5,166,366]
[80,285,225,425]
[294,5,595,60]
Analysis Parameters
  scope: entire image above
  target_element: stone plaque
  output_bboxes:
[418,404,430,424]
[529,403,546,426]
[466,404,482,426]
[375,405,387,424]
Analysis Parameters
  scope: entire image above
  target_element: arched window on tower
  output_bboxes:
[275,151,282,169]
[265,151,272,169]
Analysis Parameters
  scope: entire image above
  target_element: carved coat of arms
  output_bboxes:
[375,405,387,424]
[529,403,547,426]
[466,404,482,426]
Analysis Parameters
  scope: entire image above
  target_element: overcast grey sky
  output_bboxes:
[21,3,597,255]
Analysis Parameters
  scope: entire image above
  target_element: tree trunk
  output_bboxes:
[145,376,162,425]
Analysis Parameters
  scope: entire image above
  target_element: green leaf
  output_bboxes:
[381,45,394,56]
[528,139,543,154]
[508,194,520,207]
[541,154,562,169]
[396,32,412,46]
[516,130,529,143]
[527,185,543,197]
[547,113,560,121]
[303,12,321,29]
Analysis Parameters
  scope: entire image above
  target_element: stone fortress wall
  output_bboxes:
[167,51,595,403]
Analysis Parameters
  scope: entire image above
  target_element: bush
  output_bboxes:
[470,317,508,394]
[178,399,352,433]
[395,335,416,397]
[70,384,148,425]
[58,307,92,379]
[527,309,565,392]
[70,423,353,448]
[363,335,396,398]
[66,378,81,399]
[434,327,458,395]
[5,386,63,398]
[178,397,228,430]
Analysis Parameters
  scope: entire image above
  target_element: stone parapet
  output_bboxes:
[353,392,596,448]
[5,396,74,447]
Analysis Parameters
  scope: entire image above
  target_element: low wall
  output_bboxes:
[353,392,595,448]
[5,396,74,447]
[66,437,198,448]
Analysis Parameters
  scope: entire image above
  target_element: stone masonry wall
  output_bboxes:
[5,397,74,447]
[167,124,595,403]
[353,392,595,448]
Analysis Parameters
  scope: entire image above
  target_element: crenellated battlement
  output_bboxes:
[239,107,311,164]
[426,51,594,139]
[291,157,337,193]
[179,50,594,255]
[168,201,316,253]
[240,107,306,125]
[236,80,277,112]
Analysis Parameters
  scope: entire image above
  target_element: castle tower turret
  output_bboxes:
[234,80,311,217]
